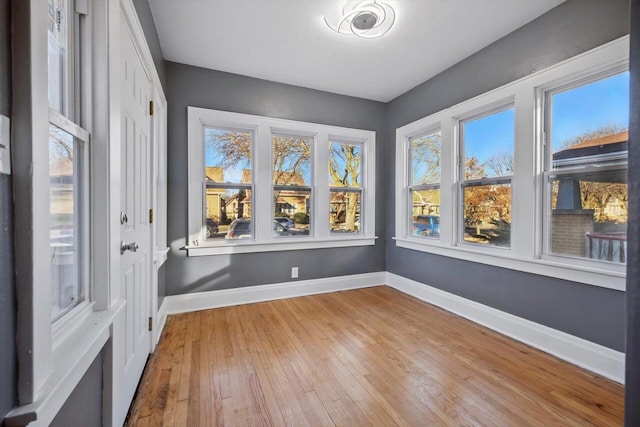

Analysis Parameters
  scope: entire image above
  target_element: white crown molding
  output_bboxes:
[385,272,625,384]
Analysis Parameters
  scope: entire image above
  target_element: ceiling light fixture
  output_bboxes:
[324,0,396,39]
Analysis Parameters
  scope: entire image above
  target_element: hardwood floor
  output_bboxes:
[126,286,624,426]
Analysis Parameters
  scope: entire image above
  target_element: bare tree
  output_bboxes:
[411,133,441,184]
[560,124,626,149]
[484,152,513,177]
[329,143,361,231]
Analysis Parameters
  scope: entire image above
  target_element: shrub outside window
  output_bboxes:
[272,135,312,237]
[460,107,514,248]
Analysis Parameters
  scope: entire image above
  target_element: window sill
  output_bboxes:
[393,237,625,291]
[185,236,378,256]
[5,301,125,427]
[154,247,170,267]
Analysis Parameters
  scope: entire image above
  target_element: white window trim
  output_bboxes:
[7,1,131,425]
[395,36,629,291]
[187,107,377,256]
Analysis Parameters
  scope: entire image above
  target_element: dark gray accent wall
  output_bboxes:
[49,352,103,427]
[132,0,166,91]
[386,0,629,351]
[164,62,386,296]
[0,0,16,421]
[625,0,640,423]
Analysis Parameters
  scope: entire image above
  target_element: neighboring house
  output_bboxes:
[552,131,628,262]
[411,189,440,217]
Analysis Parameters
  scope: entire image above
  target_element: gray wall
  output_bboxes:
[164,62,387,296]
[625,0,640,423]
[132,0,166,91]
[386,0,629,351]
[49,352,103,427]
[0,0,16,421]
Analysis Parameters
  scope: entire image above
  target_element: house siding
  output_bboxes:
[385,0,630,351]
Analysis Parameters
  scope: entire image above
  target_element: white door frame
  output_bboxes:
[106,1,167,425]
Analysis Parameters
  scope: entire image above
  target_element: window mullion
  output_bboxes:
[439,120,455,245]
[315,131,330,239]
[512,87,535,259]
[255,123,271,242]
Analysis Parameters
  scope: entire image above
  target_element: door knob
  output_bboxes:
[120,241,139,254]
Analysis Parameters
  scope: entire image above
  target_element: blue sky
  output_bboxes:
[205,128,251,183]
[551,71,629,151]
[464,107,515,167]
[464,71,629,164]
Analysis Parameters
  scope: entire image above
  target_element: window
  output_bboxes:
[188,108,376,255]
[204,127,254,240]
[460,107,514,248]
[408,130,441,238]
[273,134,312,237]
[47,0,90,322]
[395,36,628,290]
[329,141,362,234]
[544,71,629,264]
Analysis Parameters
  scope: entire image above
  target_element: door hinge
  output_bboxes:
[149,100,154,116]
[149,208,153,224]
[148,317,153,331]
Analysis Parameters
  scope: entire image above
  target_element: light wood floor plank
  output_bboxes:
[126,286,624,427]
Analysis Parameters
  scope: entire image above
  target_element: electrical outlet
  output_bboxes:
[0,115,10,175]
[291,267,299,279]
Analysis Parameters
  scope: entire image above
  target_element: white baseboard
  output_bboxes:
[164,271,386,315]
[156,299,168,345]
[385,272,625,384]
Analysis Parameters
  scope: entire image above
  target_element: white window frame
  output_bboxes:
[8,1,125,424]
[187,107,377,256]
[395,36,628,291]
[406,127,442,240]
[272,131,314,238]
[540,66,629,265]
[457,102,515,250]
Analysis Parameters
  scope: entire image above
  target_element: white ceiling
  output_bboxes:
[149,0,565,102]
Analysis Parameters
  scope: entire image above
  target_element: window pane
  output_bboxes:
[206,187,252,240]
[547,71,629,263]
[410,131,441,185]
[329,142,361,187]
[273,188,311,237]
[463,184,511,247]
[410,189,440,238]
[273,135,311,186]
[50,124,81,320]
[48,0,68,115]
[551,72,629,168]
[330,190,361,233]
[463,108,515,179]
[205,128,252,184]
[549,170,627,263]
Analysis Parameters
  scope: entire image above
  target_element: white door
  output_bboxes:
[119,17,152,412]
